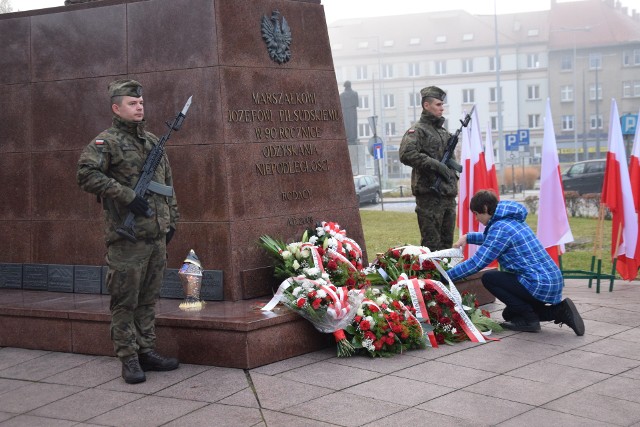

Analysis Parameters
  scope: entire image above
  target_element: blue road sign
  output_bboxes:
[621,114,638,136]
[505,134,519,151]
[517,129,530,145]
[373,142,383,159]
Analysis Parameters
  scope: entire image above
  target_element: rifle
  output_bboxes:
[430,105,475,194]
[116,96,193,243]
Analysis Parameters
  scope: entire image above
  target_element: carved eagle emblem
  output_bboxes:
[261,10,292,64]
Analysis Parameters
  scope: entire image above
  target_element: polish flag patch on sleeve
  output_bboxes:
[95,139,105,145]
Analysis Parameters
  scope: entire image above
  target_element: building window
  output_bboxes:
[490,116,498,130]
[528,114,541,128]
[408,62,420,77]
[462,89,475,104]
[358,123,371,138]
[462,33,474,41]
[383,40,394,47]
[382,64,393,79]
[623,49,640,66]
[435,35,446,43]
[560,85,573,102]
[527,85,540,100]
[589,83,602,100]
[462,58,474,73]
[356,65,368,80]
[385,122,396,136]
[589,53,602,70]
[489,87,502,102]
[358,95,369,109]
[409,92,421,107]
[622,81,640,97]
[527,53,539,68]
[561,54,573,71]
[409,37,420,45]
[590,114,603,129]
[562,115,574,131]
[489,56,501,71]
[435,60,446,75]
[383,93,395,108]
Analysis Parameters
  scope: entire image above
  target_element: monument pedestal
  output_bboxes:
[0,290,331,369]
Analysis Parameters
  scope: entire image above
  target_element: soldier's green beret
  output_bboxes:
[108,79,143,98]
[420,86,446,102]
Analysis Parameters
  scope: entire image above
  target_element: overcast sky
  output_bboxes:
[8,0,640,20]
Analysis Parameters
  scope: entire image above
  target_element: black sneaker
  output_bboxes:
[500,317,541,333]
[121,355,146,384]
[502,307,516,321]
[555,298,585,336]
[138,350,179,372]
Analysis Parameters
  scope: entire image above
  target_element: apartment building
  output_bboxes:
[328,0,640,182]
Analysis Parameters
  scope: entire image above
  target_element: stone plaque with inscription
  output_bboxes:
[160,268,183,299]
[48,264,74,293]
[0,264,22,289]
[74,265,102,294]
[23,265,48,291]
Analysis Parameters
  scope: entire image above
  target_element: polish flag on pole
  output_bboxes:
[601,99,640,281]
[457,108,488,259]
[484,122,500,197]
[629,109,640,214]
[536,99,573,265]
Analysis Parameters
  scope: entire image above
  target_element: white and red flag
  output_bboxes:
[484,123,500,197]
[536,99,574,265]
[601,99,640,280]
[629,109,640,214]
[457,108,489,259]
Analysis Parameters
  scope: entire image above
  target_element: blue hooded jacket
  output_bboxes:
[447,201,564,304]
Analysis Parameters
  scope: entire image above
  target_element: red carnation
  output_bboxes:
[354,315,362,323]
[296,298,306,308]
[327,260,338,271]
[308,290,317,298]
[316,247,325,256]
[364,331,376,340]
[368,305,379,313]
[439,316,451,325]
[312,298,322,309]
[435,333,445,344]
[373,340,384,350]
[359,320,371,331]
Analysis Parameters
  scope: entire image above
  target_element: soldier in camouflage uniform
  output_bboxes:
[399,86,459,251]
[77,79,180,384]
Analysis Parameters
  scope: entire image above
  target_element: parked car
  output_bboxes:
[353,174,381,205]
[561,159,606,195]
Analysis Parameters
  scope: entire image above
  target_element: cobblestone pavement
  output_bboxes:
[1,278,640,426]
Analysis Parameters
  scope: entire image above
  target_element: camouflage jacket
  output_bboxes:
[399,110,458,197]
[77,115,179,244]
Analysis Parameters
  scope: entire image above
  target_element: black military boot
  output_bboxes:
[138,350,179,372]
[554,298,585,336]
[121,355,146,384]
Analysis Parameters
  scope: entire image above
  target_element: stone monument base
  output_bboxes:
[0,271,494,368]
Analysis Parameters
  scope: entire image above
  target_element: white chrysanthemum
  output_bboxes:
[316,289,327,298]
[300,248,310,259]
[309,236,318,244]
[304,267,320,278]
[402,246,428,257]
[280,250,291,259]
[344,242,352,252]
[326,237,338,250]
[371,288,380,295]
[365,315,375,326]
[316,227,325,236]
[292,260,300,270]
[427,301,436,307]
[301,279,313,289]
[362,338,375,351]
[321,272,330,280]
[375,295,388,306]
[357,307,364,317]
[389,284,401,295]
[292,286,302,296]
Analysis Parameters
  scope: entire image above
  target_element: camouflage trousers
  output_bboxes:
[105,237,166,360]
[415,194,457,251]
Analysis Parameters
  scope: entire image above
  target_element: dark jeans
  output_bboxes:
[481,270,560,322]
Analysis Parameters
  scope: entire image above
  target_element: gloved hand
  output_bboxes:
[435,161,451,180]
[166,227,175,245]
[127,195,151,217]
[446,158,463,173]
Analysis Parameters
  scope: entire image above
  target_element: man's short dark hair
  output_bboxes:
[470,190,499,215]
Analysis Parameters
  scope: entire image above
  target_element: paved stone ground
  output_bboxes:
[1,278,640,426]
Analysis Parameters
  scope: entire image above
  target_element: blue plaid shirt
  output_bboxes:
[447,201,563,304]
